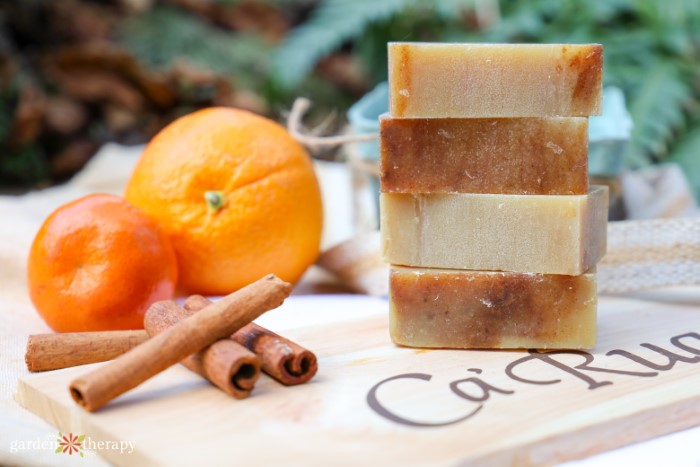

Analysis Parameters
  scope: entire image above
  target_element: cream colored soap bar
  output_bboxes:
[388,42,603,118]
[389,266,597,349]
[381,186,608,275]
[380,115,588,195]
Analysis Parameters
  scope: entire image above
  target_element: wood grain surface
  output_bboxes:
[15,294,700,466]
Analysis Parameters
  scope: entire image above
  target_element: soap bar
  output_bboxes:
[388,42,603,118]
[389,266,597,349]
[380,115,588,195]
[381,186,608,275]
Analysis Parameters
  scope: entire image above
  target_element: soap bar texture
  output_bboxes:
[388,42,603,118]
[389,266,597,349]
[380,115,588,195]
[381,186,608,275]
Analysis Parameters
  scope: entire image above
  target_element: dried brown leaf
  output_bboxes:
[44,97,88,135]
[8,85,45,148]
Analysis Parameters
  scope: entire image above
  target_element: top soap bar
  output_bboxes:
[388,42,603,118]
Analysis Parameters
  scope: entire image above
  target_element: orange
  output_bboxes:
[124,107,323,295]
[27,193,178,332]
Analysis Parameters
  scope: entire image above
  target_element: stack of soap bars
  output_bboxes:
[380,43,608,350]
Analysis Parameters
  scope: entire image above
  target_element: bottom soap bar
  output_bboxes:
[389,266,596,350]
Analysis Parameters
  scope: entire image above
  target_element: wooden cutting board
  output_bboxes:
[15,293,700,466]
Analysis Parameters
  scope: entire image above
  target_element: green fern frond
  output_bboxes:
[668,124,700,201]
[273,0,425,88]
[623,60,696,167]
[432,0,478,18]
[0,144,50,185]
[118,6,273,89]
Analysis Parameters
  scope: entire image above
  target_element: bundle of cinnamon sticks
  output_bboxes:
[25,275,318,412]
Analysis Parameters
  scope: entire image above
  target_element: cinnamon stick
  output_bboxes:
[25,331,148,372]
[69,274,291,412]
[143,300,260,399]
[26,308,260,398]
[184,295,318,385]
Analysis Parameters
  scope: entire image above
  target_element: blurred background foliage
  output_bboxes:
[1,0,699,197]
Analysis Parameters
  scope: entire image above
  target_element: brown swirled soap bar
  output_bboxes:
[389,266,597,349]
[388,42,603,118]
[380,115,589,195]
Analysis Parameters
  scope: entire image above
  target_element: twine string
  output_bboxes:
[287,97,381,177]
